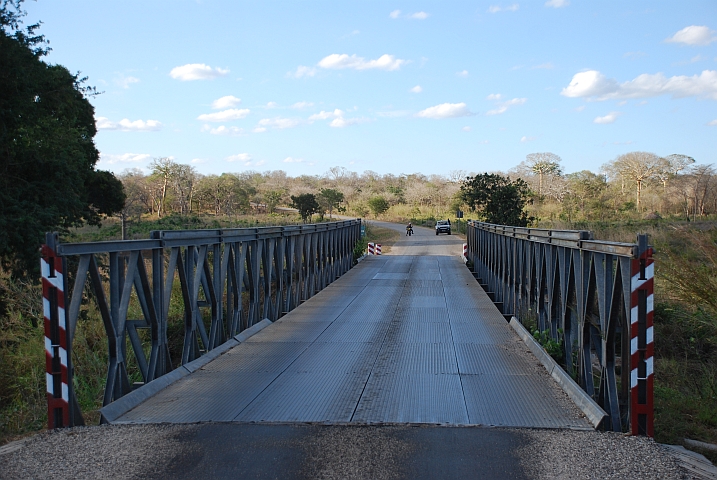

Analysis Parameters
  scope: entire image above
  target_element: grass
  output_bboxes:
[363,222,401,254]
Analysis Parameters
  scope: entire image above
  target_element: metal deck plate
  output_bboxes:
[114,255,591,429]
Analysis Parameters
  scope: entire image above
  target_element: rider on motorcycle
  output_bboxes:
[406,222,413,236]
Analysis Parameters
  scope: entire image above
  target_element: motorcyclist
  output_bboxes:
[406,222,413,236]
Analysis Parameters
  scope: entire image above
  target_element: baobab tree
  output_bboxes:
[525,152,562,196]
[604,151,663,211]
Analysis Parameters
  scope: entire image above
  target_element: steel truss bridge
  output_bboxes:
[40,219,653,435]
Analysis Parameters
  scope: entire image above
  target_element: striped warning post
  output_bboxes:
[463,243,468,259]
[375,244,382,255]
[368,242,375,255]
[41,244,70,429]
[630,243,654,436]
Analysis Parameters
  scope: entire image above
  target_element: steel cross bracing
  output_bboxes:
[40,220,361,428]
[465,221,654,435]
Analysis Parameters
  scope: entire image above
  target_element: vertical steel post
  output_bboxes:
[630,234,654,436]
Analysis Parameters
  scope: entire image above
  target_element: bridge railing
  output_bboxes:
[465,221,653,435]
[40,219,361,428]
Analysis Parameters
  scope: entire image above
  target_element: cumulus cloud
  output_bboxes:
[283,157,304,163]
[561,69,717,101]
[226,153,252,162]
[202,125,246,136]
[170,63,229,81]
[594,112,621,124]
[115,75,139,89]
[258,117,301,129]
[520,136,537,142]
[416,102,471,119]
[462,126,472,132]
[457,70,469,77]
[309,109,343,121]
[409,11,429,19]
[253,127,267,133]
[96,117,162,131]
[98,153,151,164]
[389,10,401,19]
[197,108,250,122]
[545,0,569,7]
[488,4,519,13]
[292,101,314,109]
[318,54,407,71]
[290,65,317,78]
[410,85,423,93]
[708,119,717,126]
[486,96,527,115]
[308,109,364,127]
[211,95,241,109]
[665,26,716,46]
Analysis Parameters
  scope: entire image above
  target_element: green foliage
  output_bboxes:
[532,328,564,363]
[367,196,390,218]
[290,193,320,223]
[0,1,124,277]
[460,173,533,226]
[318,188,344,219]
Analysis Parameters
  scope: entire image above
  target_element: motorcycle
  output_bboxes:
[406,226,413,236]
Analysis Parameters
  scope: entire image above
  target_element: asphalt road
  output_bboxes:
[364,218,465,257]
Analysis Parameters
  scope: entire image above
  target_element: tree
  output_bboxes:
[149,157,176,218]
[604,152,663,211]
[367,196,390,218]
[290,193,320,223]
[319,188,344,219]
[0,1,124,275]
[459,173,532,226]
[264,190,284,213]
[525,152,562,196]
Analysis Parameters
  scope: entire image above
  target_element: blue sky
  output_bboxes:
[24,1,717,177]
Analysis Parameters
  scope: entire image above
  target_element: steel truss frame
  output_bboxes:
[41,220,361,427]
[465,221,653,434]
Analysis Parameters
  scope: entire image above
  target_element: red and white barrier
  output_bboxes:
[367,243,382,255]
[41,244,70,429]
[630,246,654,436]
[462,243,468,260]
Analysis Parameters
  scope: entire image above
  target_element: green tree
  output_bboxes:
[319,188,344,219]
[0,1,124,275]
[264,189,284,213]
[367,196,390,218]
[290,193,320,223]
[459,173,532,226]
[525,152,562,196]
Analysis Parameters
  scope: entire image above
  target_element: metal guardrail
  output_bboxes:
[466,221,654,435]
[40,219,361,428]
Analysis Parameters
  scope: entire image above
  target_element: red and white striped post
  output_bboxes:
[630,235,654,436]
[41,241,71,429]
[375,244,382,255]
[462,243,468,260]
[368,242,375,255]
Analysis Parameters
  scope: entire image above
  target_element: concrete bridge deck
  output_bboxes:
[112,223,589,429]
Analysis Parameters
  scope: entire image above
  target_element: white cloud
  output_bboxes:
[226,153,252,162]
[665,26,716,46]
[520,136,537,142]
[266,102,278,108]
[309,109,343,121]
[253,127,267,133]
[98,153,151,164]
[96,117,162,132]
[457,70,469,77]
[486,97,527,115]
[330,116,361,128]
[115,75,139,89]
[318,54,407,71]
[545,0,569,7]
[561,69,717,101]
[283,157,304,163]
[169,63,229,81]
[258,117,301,129]
[202,125,246,136]
[488,4,519,13]
[389,9,401,19]
[409,11,429,19]
[416,102,471,119]
[211,95,241,109]
[290,65,317,78]
[292,101,314,109]
[462,126,472,132]
[594,111,621,124]
[708,119,717,126]
[197,108,250,122]
[410,85,423,93]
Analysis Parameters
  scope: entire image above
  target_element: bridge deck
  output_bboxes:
[114,240,589,428]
